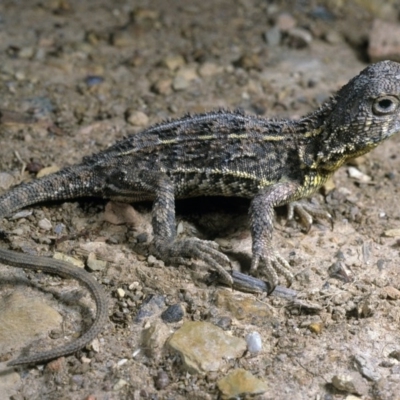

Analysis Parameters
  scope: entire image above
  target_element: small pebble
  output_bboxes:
[264,26,281,46]
[154,370,170,390]
[163,55,185,71]
[246,331,262,354]
[54,252,85,268]
[381,286,400,300]
[383,229,400,237]
[117,288,126,298]
[117,358,128,367]
[161,303,185,323]
[147,254,164,268]
[135,294,166,322]
[331,372,368,395]
[10,210,32,220]
[151,78,172,95]
[126,110,149,127]
[308,322,323,334]
[54,223,65,235]
[172,67,198,91]
[275,12,296,32]
[85,75,104,86]
[91,338,100,353]
[287,28,313,48]
[198,62,223,77]
[87,252,107,271]
[36,165,60,178]
[38,218,52,231]
[214,316,232,330]
[113,379,128,391]
[347,167,371,183]
[0,172,15,190]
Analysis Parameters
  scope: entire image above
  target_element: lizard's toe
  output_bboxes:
[250,249,293,291]
[154,238,233,285]
[288,200,332,232]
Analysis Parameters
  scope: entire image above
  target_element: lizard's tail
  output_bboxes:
[0,165,108,366]
[3,249,108,366]
[0,165,97,219]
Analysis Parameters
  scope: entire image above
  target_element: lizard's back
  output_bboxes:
[83,110,304,199]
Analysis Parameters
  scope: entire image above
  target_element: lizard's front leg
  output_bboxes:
[250,181,301,291]
[139,172,233,284]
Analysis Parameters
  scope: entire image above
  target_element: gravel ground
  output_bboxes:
[1,1,400,399]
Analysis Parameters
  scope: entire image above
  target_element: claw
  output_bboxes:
[287,200,333,231]
[154,238,233,285]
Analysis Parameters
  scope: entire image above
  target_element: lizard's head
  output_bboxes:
[316,60,400,170]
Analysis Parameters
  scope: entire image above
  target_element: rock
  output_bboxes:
[103,201,145,227]
[116,288,125,298]
[163,55,185,71]
[324,30,342,45]
[141,320,170,359]
[233,53,262,71]
[36,165,60,178]
[217,368,268,399]
[18,46,35,59]
[264,27,281,46]
[331,372,368,395]
[135,294,166,322]
[214,288,274,322]
[113,379,128,391]
[354,353,381,381]
[154,370,169,390]
[111,31,135,47]
[126,110,149,127]
[168,321,246,373]
[246,332,262,354]
[368,19,400,62]
[0,363,21,399]
[38,218,52,231]
[53,252,85,268]
[161,303,185,323]
[286,28,313,48]
[275,13,296,32]
[347,167,371,183]
[381,286,400,300]
[0,172,16,190]
[147,255,164,268]
[151,78,172,95]
[86,252,107,271]
[0,291,62,356]
[308,322,323,334]
[389,350,400,361]
[383,229,400,237]
[198,62,223,77]
[172,66,199,91]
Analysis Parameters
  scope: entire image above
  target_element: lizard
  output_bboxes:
[2,59,400,366]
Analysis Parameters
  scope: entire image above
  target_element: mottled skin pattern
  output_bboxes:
[2,60,400,366]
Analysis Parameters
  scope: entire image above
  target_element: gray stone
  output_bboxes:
[246,332,262,354]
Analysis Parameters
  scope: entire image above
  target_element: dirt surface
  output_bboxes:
[1,1,400,399]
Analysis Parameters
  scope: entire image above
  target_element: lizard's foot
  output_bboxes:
[250,247,294,293]
[287,199,332,232]
[153,238,233,285]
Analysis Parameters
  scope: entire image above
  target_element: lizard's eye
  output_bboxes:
[372,96,399,115]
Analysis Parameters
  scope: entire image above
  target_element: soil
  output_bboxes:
[0,1,400,399]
